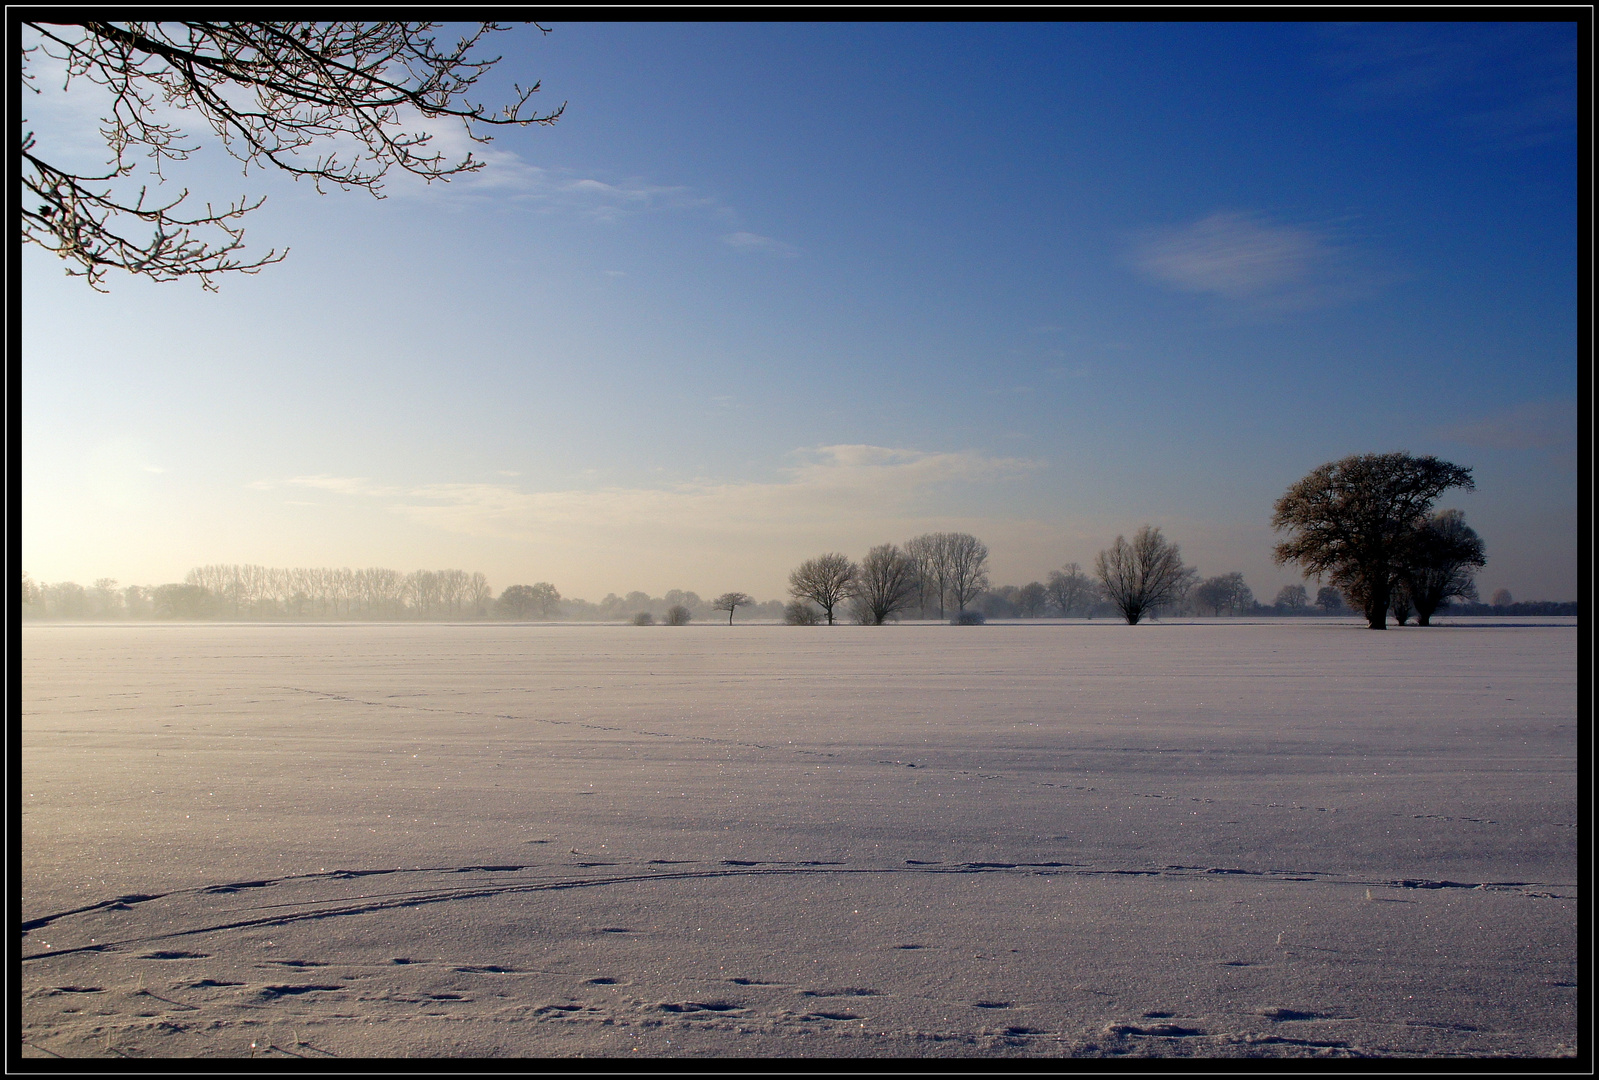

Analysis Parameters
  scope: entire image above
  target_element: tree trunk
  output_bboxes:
[1364,600,1386,628]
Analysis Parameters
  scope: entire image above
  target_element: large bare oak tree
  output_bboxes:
[1272,452,1475,630]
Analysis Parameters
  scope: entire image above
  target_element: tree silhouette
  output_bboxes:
[1398,509,1486,626]
[499,582,559,620]
[1046,563,1095,617]
[1016,581,1048,618]
[944,534,990,615]
[788,553,857,625]
[851,544,919,625]
[713,591,753,625]
[1094,525,1195,625]
[1273,452,1474,630]
[1193,572,1252,617]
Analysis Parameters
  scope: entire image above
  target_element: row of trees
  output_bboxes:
[17,455,1516,629]
[20,566,533,621]
[786,533,993,625]
[784,487,1495,630]
[178,564,497,618]
[20,563,1521,625]
[562,590,786,624]
[957,454,1493,629]
[19,568,797,624]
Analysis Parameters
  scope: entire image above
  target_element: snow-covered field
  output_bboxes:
[20,619,1577,1058]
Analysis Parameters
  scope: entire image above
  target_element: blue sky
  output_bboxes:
[22,21,1579,602]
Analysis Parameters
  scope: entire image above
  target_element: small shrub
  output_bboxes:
[783,600,823,625]
[665,604,692,626]
[631,611,654,626]
[950,610,986,625]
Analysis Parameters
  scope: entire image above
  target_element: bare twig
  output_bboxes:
[21,21,562,289]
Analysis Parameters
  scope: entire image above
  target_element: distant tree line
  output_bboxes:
[20,565,501,620]
[19,568,793,623]
[567,590,786,624]
[19,454,1573,628]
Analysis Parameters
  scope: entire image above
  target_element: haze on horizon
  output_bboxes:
[21,22,1579,603]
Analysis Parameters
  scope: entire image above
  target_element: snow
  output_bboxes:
[20,619,1578,1058]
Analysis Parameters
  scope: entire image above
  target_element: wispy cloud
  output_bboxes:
[722,231,799,257]
[1131,213,1321,299]
[1128,211,1367,311]
[251,474,395,496]
[1314,23,1576,150]
[1434,399,1576,452]
[379,116,714,222]
[452,157,710,222]
[256,446,1036,544]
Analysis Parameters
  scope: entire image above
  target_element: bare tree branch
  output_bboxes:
[1095,525,1195,625]
[21,21,563,289]
[788,553,858,626]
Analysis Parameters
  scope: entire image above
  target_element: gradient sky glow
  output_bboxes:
[21,21,1580,602]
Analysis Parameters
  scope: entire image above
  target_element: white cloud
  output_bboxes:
[377,116,714,221]
[1130,212,1329,302]
[722,231,798,257]
[251,474,395,497]
[272,446,1035,545]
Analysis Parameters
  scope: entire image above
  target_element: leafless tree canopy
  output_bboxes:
[1015,581,1048,618]
[1045,562,1096,617]
[1272,452,1475,630]
[1273,583,1309,611]
[1193,572,1253,617]
[783,600,823,625]
[851,544,920,625]
[21,21,562,289]
[1398,509,1485,626]
[712,591,753,625]
[942,534,990,615]
[788,553,857,625]
[903,534,945,619]
[498,581,560,620]
[1094,525,1195,625]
